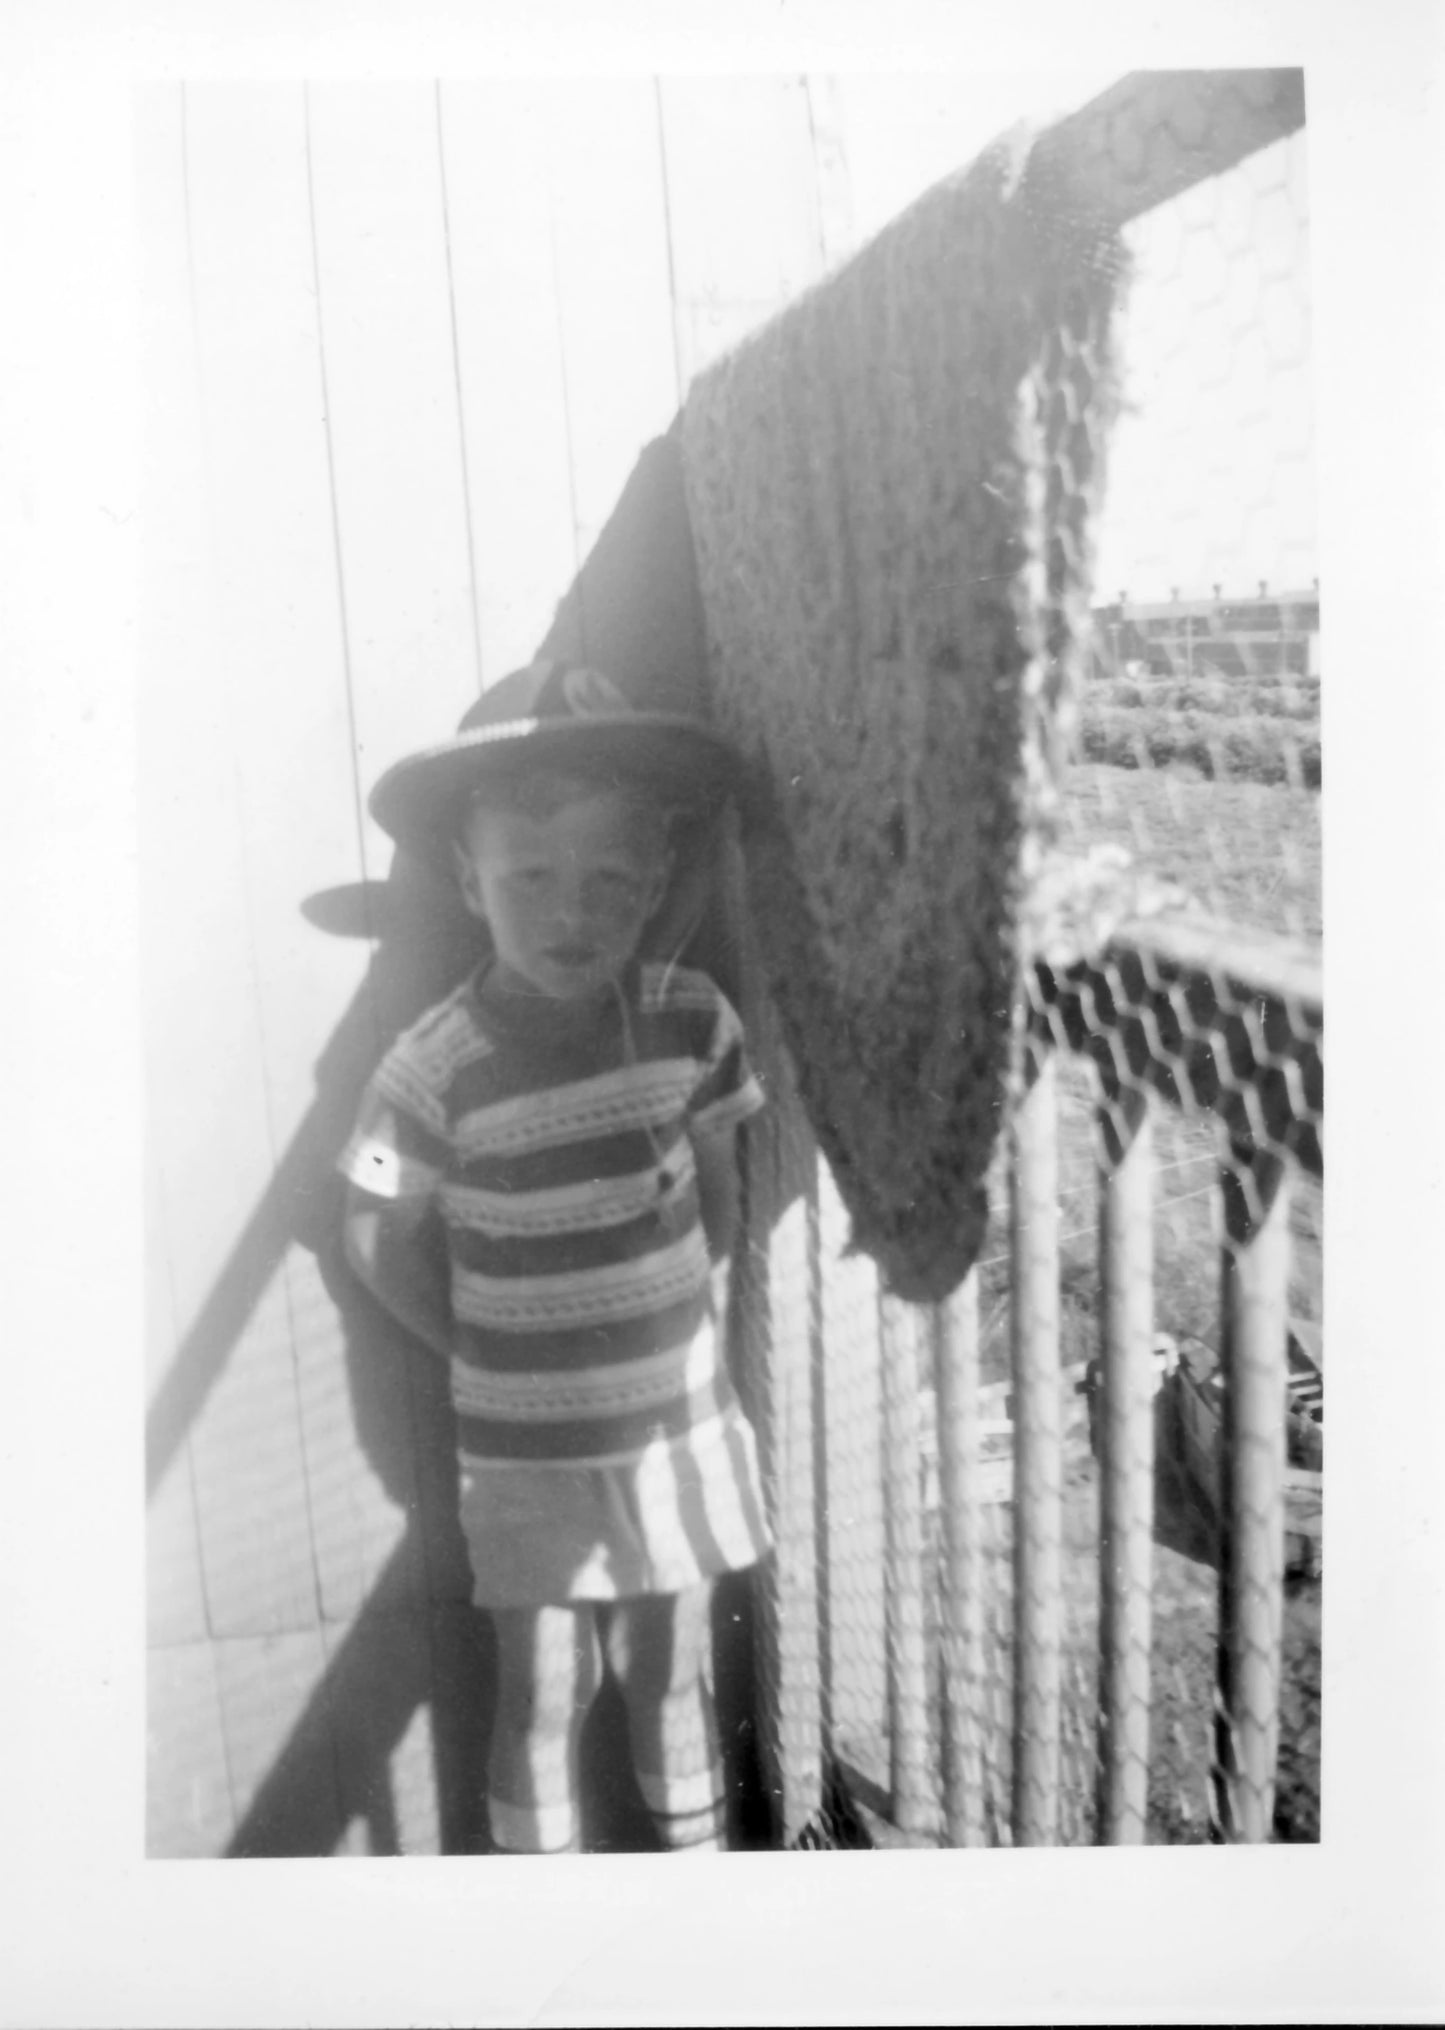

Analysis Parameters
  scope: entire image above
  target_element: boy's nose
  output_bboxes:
[552,881,591,932]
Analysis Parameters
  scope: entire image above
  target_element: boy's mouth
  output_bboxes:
[545,944,602,968]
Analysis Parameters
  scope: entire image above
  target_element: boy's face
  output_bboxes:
[456,785,673,1002]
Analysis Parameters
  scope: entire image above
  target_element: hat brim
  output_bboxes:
[369,714,744,874]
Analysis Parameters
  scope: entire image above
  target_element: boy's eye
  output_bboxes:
[502,868,555,902]
[591,872,643,905]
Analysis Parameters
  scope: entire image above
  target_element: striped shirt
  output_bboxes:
[340,959,765,1467]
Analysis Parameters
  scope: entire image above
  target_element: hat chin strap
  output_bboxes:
[652,921,700,1003]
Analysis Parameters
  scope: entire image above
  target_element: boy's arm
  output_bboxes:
[343,1184,454,1361]
[692,1122,743,1318]
[686,975,765,1314]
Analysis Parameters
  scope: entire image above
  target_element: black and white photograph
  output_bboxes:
[136,63,1325,1864]
[5,2,1444,2023]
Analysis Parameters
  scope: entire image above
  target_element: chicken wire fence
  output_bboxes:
[726,70,1321,1850]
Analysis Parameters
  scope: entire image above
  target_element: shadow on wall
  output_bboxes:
[147,430,773,1856]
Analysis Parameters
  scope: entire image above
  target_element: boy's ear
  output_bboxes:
[453,839,487,920]
[646,847,676,919]
[642,815,718,960]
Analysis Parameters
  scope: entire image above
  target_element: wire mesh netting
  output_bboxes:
[720,71,1321,1850]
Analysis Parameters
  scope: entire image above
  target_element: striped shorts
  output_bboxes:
[457,1402,772,1609]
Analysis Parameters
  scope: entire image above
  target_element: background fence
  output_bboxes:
[141,69,1319,1855]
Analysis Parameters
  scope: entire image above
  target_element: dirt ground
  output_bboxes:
[903,1425,1321,1847]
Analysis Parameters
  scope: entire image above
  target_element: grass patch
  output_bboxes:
[1058,761,1322,938]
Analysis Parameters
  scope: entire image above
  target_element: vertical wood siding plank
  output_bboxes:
[435,83,583,682]
[800,76,858,270]
[184,83,377,1139]
[285,1241,423,1627]
[216,1627,343,1857]
[184,1284,324,1637]
[288,81,500,1623]
[304,84,481,835]
[138,85,321,1643]
[145,1142,210,1648]
[543,78,681,568]
[177,82,385,1645]
[147,1437,211,1647]
[656,77,828,386]
[147,1640,237,1857]
[320,1609,442,1856]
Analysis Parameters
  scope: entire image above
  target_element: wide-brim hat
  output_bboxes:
[369,658,745,876]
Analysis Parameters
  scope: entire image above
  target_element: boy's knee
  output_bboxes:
[607,1585,714,1701]
[494,1606,604,1728]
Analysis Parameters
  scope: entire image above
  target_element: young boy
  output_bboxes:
[340,657,770,1855]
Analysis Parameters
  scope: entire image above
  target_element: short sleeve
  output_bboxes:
[687,985,766,1138]
[338,1042,452,1204]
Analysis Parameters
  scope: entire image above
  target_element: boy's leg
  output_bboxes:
[605,1583,727,1852]
[488,1604,603,1854]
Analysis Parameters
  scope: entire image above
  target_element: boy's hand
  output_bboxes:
[343,1187,455,1361]
[708,1255,733,1328]
[692,1122,742,1265]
